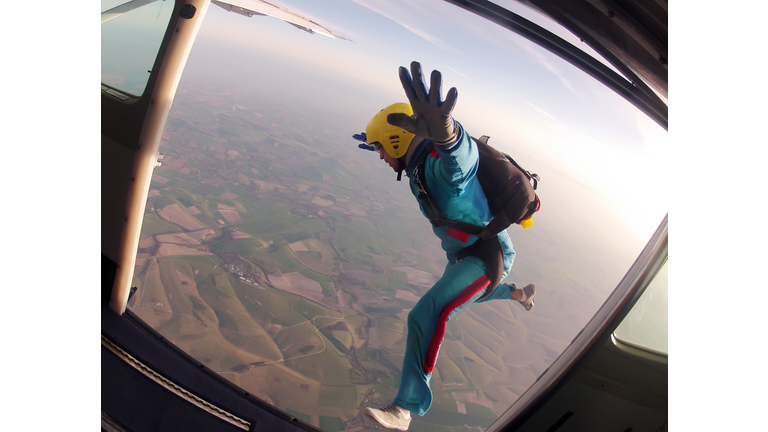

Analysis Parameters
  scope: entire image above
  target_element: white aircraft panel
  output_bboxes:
[212,0,351,40]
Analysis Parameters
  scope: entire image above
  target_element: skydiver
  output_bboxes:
[354,61,536,431]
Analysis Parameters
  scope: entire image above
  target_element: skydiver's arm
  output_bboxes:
[433,122,479,187]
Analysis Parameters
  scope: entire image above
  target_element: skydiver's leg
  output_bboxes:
[476,281,536,314]
[510,285,524,301]
[393,257,489,416]
[473,234,517,304]
[474,281,534,306]
[473,281,515,303]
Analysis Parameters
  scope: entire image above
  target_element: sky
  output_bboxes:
[185,0,668,250]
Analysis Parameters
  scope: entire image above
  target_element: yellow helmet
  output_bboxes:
[366,103,416,158]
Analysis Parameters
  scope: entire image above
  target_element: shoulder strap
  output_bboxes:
[412,144,450,226]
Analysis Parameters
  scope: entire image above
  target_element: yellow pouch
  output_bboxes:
[520,217,534,229]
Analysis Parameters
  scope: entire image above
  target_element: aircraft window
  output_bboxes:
[129,1,667,430]
[101,0,174,96]
[614,260,668,355]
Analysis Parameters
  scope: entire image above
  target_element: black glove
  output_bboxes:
[386,61,458,145]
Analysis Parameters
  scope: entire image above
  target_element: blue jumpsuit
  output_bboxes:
[393,123,517,416]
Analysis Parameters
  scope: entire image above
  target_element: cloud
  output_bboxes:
[512,37,578,94]
[349,0,461,54]
[445,66,470,80]
[398,21,455,52]
[523,100,557,122]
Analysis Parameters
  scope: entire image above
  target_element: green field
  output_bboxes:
[319,327,351,355]
[152,195,179,209]
[318,384,357,408]
[130,83,551,431]
[293,298,340,321]
[213,239,262,255]
[282,329,354,385]
[208,196,246,212]
[190,183,218,195]
[319,415,345,432]
[435,358,468,386]
[236,284,305,327]
[294,250,333,274]
[332,217,383,257]
[172,180,198,192]
[157,169,180,179]
[141,213,182,236]
[169,191,198,207]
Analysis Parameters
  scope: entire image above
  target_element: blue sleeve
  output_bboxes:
[433,122,478,188]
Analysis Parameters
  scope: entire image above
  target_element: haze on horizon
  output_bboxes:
[193,0,666,245]
[101,0,667,251]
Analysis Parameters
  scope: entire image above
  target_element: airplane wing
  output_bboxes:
[211,0,352,41]
[101,0,159,24]
[102,0,352,41]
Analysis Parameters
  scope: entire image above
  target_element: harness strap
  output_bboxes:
[456,235,504,299]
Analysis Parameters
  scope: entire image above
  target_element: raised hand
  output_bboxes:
[386,61,458,145]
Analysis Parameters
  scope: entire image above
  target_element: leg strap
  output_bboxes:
[423,275,491,374]
[456,236,503,300]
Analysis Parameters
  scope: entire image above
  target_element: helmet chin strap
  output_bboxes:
[395,136,422,181]
[396,158,406,181]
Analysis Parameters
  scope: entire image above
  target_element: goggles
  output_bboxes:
[353,132,383,153]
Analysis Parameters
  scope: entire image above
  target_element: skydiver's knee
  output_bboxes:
[409,294,439,322]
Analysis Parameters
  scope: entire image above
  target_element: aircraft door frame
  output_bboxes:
[104,0,213,315]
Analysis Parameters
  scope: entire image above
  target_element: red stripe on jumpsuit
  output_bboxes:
[446,227,470,243]
[423,275,491,374]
